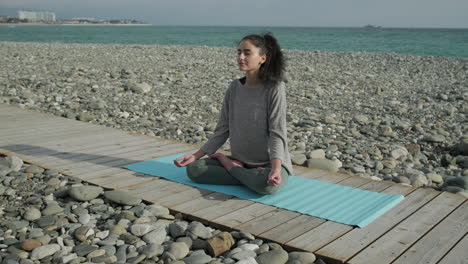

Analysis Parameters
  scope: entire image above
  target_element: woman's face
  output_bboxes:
[237,40,266,73]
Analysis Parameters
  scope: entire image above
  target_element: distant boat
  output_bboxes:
[363,24,382,30]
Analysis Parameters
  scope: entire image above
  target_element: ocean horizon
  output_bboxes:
[1,25,467,58]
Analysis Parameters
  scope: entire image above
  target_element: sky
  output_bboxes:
[0,0,467,28]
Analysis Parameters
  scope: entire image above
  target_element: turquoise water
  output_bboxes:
[1,25,467,58]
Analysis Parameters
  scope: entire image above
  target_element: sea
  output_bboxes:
[1,25,467,58]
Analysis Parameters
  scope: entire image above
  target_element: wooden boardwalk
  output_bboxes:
[1,103,466,264]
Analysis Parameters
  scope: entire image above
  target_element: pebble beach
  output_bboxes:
[0,41,468,263]
[1,41,467,192]
[1,155,318,264]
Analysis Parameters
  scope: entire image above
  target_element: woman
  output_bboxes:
[173,33,292,195]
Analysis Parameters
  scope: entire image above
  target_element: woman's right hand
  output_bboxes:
[173,154,196,167]
[173,149,207,167]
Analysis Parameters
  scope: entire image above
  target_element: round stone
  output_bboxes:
[104,190,141,205]
[110,224,127,235]
[183,250,212,264]
[309,149,326,159]
[256,249,288,264]
[143,227,167,244]
[21,239,42,251]
[306,159,339,172]
[23,207,42,221]
[25,165,45,174]
[30,244,60,260]
[69,185,103,201]
[288,252,316,264]
[168,242,190,260]
[74,226,95,241]
[130,223,154,237]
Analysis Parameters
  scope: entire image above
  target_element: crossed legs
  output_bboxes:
[187,155,288,195]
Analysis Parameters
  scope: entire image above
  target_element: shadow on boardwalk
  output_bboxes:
[0,144,143,168]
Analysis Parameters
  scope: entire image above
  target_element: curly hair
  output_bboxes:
[240,32,285,88]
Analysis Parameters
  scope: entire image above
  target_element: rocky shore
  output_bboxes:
[0,155,320,264]
[0,41,467,194]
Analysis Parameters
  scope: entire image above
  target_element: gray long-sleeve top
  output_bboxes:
[201,78,293,175]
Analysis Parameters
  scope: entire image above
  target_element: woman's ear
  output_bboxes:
[260,54,267,64]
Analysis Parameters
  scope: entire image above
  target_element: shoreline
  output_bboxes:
[0,23,152,26]
[0,41,467,194]
[0,40,465,60]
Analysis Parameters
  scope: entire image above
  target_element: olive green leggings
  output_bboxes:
[186,158,289,195]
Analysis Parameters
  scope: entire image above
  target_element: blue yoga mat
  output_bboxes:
[124,153,404,228]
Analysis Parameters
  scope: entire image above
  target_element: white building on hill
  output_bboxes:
[18,11,56,22]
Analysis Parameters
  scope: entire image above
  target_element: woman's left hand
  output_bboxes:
[267,170,282,186]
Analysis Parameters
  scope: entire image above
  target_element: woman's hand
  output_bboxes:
[208,152,224,160]
[173,154,196,167]
[173,149,207,167]
[267,169,282,186]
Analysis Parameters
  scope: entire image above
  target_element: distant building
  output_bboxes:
[18,11,56,22]
[72,17,96,21]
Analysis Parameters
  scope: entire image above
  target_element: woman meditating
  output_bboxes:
[173,33,292,195]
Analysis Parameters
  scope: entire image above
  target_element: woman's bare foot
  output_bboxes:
[209,153,244,171]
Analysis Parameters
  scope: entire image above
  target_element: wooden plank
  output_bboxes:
[316,188,439,264]
[347,192,466,264]
[124,178,177,194]
[437,234,468,264]
[101,175,156,190]
[28,134,157,162]
[211,203,276,228]
[0,115,93,129]
[190,198,254,223]
[33,147,147,171]
[56,144,193,176]
[299,169,351,183]
[259,175,374,245]
[0,120,104,139]
[75,167,134,181]
[9,132,146,162]
[1,129,129,152]
[292,166,310,176]
[259,214,326,244]
[235,209,300,236]
[285,181,413,254]
[39,139,167,169]
[85,170,146,186]
[155,188,214,208]
[1,121,113,139]
[75,142,187,179]
[334,176,371,188]
[381,183,416,196]
[286,221,352,252]
[1,126,112,147]
[358,180,394,192]
[392,201,468,264]
[81,170,155,190]
[134,181,193,202]
[195,166,349,237]
[171,192,233,215]
[0,116,79,129]
[0,120,74,133]
[0,129,110,149]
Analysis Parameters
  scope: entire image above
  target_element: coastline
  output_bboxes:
[0,23,152,26]
[0,41,467,194]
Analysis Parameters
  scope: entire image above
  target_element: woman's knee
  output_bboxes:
[186,160,206,182]
[256,185,280,195]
